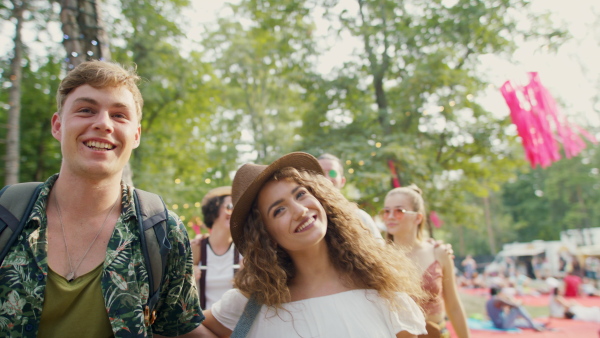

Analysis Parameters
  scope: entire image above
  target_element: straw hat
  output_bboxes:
[201,186,232,207]
[230,152,324,254]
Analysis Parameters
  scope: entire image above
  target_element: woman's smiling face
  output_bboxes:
[257,178,328,253]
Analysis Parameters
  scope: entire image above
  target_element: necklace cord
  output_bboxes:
[54,192,119,282]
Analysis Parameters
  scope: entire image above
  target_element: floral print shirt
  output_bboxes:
[0,174,204,337]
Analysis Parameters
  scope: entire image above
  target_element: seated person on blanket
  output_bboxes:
[549,287,600,323]
[486,286,545,331]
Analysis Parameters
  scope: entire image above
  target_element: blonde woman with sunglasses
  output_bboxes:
[191,186,242,310]
[382,185,470,338]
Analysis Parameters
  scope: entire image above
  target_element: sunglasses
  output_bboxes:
[224,203,234,215]
[379,208,418,219]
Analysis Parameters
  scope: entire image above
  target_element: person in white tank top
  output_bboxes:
[549,287,600,322]
[191,186,242,310]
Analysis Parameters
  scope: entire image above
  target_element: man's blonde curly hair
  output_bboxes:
[234,167,426,312]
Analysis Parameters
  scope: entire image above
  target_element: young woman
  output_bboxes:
[382,185,470,338]
[191,186,241,310]
[202,152,427,337]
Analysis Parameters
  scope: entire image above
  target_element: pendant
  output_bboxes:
[66,272,75,282]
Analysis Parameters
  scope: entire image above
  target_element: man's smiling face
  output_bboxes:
[51,84,141,180]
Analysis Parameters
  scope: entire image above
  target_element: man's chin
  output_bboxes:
[72,163,123,180]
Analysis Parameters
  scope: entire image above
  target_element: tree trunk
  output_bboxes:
[58,0,133,185]
[483,196,497,254]
[357,0,391,135]
[5,0,25,186]
[457,225,465,257]
[576,185,590,228]
[34,120,50,182]
[60,0,86,67]
[60,0,112,66]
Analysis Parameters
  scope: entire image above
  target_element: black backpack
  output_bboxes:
[0,182,171,326]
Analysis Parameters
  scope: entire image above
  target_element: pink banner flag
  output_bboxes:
[429,211,443,228]
[501,72,597,168]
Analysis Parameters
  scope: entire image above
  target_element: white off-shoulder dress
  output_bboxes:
[211,289,427,337]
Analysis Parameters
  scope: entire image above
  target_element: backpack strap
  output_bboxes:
[0,183,43,264]
[230,294,261,338]
[133,188,171,327]
[199,237,209,309]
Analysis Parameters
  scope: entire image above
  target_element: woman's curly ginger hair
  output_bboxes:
[233,167,426,310]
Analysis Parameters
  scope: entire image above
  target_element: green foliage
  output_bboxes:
[18,56,63,181]
[0,55,63,182]
[502,143,600,242]
[106,0,227,233]
[2,0,593,249]
[296,0,533,243]
[199,0,317,164]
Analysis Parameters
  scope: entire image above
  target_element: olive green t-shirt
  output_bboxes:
[38,263,113,337]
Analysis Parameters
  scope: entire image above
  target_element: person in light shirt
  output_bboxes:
[317,153,384,241]
[191,186,242,310]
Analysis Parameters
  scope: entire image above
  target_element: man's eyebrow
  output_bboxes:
[73,97,99,105]
[73,97,130,109]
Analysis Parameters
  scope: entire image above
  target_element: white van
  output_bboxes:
[484,240,576,278]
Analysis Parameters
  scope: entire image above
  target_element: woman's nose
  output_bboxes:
[292,202,308,221]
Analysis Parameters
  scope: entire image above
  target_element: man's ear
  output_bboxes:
[51,113,62,142]
[132,124,142,149]
[340,176,347,188]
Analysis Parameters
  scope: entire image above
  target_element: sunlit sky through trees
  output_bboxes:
[1,0,598,129]
[2,0,600,248]
[184,0,600,131]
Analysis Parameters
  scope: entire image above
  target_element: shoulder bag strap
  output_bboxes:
[230,295,261,338]
[133,188,170,326]
[0,182,43,263]
[199,236,209,309]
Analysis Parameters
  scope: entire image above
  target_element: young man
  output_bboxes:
[0,61,212,337]
[317,153,383,240]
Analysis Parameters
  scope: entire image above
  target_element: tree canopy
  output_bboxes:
[1,0,597,253]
